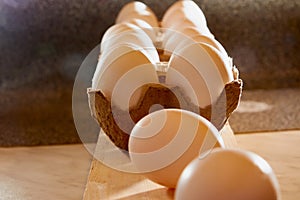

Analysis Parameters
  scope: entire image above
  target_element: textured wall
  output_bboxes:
[0,0,299,89]
[0,0,299,146]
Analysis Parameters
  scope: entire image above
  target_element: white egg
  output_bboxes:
[175,148,281,200]
[165,42,233,108]
[125,18,157,41]
[94,46,159,110]
[116,2,158,27]
[129,109,224,188]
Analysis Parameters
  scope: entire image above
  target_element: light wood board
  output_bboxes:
[83,124,300,200]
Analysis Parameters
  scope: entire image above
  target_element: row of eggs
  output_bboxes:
[129,108,280,199]
[92,0,233,111]
[91,1,280,199]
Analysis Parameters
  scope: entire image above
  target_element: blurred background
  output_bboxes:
[0,0,299,146]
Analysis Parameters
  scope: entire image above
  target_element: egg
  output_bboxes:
[169,17,212,36]
[100,26,159,63]
[165,42,233,108]
[93,46,159,110]
[119,11,159,28]
[162,1,207,29]
[175,148,281,200]
[129,109,224,188]
[125,18,157,41]
[100,23,140,52]
[163,29,221,57]
[116,1,158,27]
[162,11,212,47]
[116,1,156,22]
[181,26,214,38]
[92,43,159,89]
[101,27,155,53]
[174,31,228,58]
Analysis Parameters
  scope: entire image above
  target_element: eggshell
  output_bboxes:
[169,17,212,37]
[129,109,224,188]
[92,43,159,89]
[165,42,233,108]
[162,30,187,55]
[175,148,281,200]
[118,11,159,28]
[100,23,140,52]
[164,29,221,57]
[100,26,159,63]
[181,26,213,38]
[116,1,147,20]
[125,18,157,41]
[174,31,228,58]
[162,1,207,29]
[101,28,154,51]
[116,1,158,27]
[162,11,213,46]
[94,47,159,110]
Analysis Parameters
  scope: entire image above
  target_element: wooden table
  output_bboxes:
[83,125,300,200]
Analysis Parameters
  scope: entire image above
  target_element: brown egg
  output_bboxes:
[166,42,233,108]
[175,31,228,58]
[100,23,140,52]
[93,46,159,110]
[129,109,224,188]
[163,28,226,57]
[116,1,158,27]
[175,148,281,200]
[162,0,207,29]
[124,18,157,41]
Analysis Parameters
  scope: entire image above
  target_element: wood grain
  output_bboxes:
[83,123,237,199]
[236,130,300,200]
[83,125,300,200]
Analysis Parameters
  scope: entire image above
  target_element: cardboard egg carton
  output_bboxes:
[88,48,242,150]
[87,2,243,150]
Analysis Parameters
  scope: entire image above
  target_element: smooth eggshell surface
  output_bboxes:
[163,29,223,57]
[175,148,280,200]
[100,23,139,49]
[118,11,159,28]
[129,109,224,188]
[95,47,159,110]
[162,0,207,29]
[116,1,158,26]
[166,42,233,108]
[175,32,228,58]
[100,29,155,54]
[92,43,159,89]
[168,17,212,37]
[125,19,157,41]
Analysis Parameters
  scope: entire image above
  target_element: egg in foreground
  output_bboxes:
[128,109,224,188]
[175,148,280,200]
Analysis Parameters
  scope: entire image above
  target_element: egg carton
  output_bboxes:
[87,56,242,150]
[87,1,243,150]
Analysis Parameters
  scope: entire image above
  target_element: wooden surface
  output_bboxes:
[83,125,300,200]
[0,144,92,200]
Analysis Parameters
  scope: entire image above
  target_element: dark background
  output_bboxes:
[0,0,299,146]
